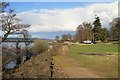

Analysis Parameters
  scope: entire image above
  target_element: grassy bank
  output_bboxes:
[67,44,118,78]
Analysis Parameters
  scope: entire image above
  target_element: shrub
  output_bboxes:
[32,40,48,54]
[96,40,102,43]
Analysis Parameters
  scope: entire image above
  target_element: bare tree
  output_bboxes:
[0,10,30,44]
[22,30,31,48]
[0,2,9,13]
[74,22,93,42]
[21,30,32,60]
[61,33,72,41]
[0,2,30,44]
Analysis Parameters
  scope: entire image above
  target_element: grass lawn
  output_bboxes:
[67,44,118,78]
[69,44,118,53]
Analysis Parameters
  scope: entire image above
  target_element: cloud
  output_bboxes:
[17,1,118,32]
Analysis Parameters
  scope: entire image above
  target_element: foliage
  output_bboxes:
[92,16,102,41]
[96,40,102,43]
[74,22,93,42]
[57,40,64,43]
[92,16,109,42]
[110,18,120,40]
[100,28,109,42]
[55,35,60,41]
[50,43,62,56]
[93,15,102,28]
[32,40,49,54]
[61,33,72,41]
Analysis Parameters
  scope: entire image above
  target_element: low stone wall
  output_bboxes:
[7,51,53,78]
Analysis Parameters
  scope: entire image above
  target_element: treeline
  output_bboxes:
[55,16,120,42]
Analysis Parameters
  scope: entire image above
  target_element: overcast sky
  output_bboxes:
[4,1,119,39]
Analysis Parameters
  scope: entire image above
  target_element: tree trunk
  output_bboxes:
[0,31,11,44]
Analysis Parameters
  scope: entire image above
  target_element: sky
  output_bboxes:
[1,1,119,39]
[8,2,98,13]
[6,0,120,2]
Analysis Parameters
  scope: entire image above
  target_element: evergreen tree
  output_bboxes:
[92,16,109,42]
[92,16,102,41]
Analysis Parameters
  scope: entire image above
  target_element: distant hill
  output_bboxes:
[4,38,55,42]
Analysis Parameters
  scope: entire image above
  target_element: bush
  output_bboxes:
[96,40,102,43]
[32,40,48,54]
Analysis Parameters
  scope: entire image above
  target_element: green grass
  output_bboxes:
[69,44,118,53]
[80,65,91,68]
[67,44,118,78]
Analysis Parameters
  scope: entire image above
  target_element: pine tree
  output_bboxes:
[92,16,102,41]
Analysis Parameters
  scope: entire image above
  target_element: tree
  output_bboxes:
[0,2,30,44]
[76,24,83,33]
[100,28,109,42]
[67,33,72,41]
[82,22,93,40]
[74,22,93,42]
[61,33,72,41]
[32,40,48,54]
[93,15,101,28]
[1,1,31,70]
[110,18,120,41]
[0,2,9,13]
[21,30,32,59]
[74,33,83,42]
[22,30,32,49]
[55,35,60,41]
[74,24,84,42]
[92,16,109,42]
[92,15,102,41]
[61,34,67,41]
